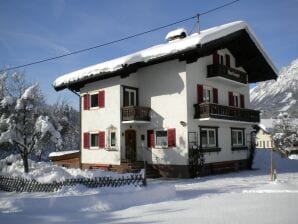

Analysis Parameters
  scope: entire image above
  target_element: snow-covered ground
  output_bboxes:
[1,149,298,224]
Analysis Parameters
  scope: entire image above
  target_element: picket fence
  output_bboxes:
[0,174,145,192]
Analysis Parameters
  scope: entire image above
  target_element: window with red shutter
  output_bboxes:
[98,90,105,108]
[240,94,245,108]
[197,84,203,104]
[83,132,90,149]
[213,52,219,64]
[167,128,176,147]
[225,54,230,68]
[147,130,154,148]
[99,131,105,148]
[83,94,90,110]
[228,91,234,106]
[213,88,218,104]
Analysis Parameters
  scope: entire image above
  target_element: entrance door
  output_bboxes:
[125,130,137,162]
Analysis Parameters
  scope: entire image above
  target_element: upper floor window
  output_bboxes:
[203,86,212,103]
[213,51,231,68]
[90,93,99,108]
[123,86,138,107]
[83,90,105,110]
[197,84,218,104]
[228,92,245,108]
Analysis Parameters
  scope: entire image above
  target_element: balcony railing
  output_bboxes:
[207,64,248,84]
[194,103,260,123]
[122,106,151,122]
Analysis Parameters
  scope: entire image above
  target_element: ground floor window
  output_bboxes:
[90,133,99,148]
[155,130,168,148]
[231,128,245,147]
[199,127,218,148]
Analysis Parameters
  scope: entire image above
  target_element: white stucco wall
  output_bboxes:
[80,77,122,165]
[186,49,253,164]
[120,60,189,165]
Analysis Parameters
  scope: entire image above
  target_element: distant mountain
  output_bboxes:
[250,58,298,118]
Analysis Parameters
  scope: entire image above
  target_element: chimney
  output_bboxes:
[165,28,187,42]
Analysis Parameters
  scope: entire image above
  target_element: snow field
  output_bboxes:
[1,149,298,223]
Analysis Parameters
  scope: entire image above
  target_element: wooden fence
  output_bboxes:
[0,174,145,193]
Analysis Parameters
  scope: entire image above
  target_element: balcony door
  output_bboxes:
[123,86,138,107]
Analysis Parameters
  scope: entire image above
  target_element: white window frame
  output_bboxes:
[90,92,99,109]
[203,86,213,103]
[154,129,168,149]
[231,129,244,146]
[124,88,137,106]
[107,126,117,149]
[90,131,99,149]
[201,128,217,148]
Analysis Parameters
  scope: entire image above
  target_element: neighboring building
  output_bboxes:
[53,21,277,177]
[256,125,275,149]
[49,150,80,168]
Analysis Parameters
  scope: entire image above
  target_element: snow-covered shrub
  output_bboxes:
[273,112,298,152]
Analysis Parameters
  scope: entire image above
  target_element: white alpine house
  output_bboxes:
[53,21,278,177]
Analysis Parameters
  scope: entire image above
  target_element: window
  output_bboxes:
[233,94,239,108]
[220,55,224,65]
[90,93,99,108]
[107,125,117,149]
[155,130,168,148]
[203,86,212,103]
[231,129,244,146]
[123,87,138,106]
[90,133,99,148]
[200,128,217,148]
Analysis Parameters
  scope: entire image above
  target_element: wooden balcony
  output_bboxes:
[122,106,151,123]
[194,103,260,123]
[207,64,248,85]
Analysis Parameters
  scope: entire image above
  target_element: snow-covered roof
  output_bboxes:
[53,21,278,91]
[49,150,79,158]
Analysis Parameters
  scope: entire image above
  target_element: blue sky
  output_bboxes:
[0,0,297,108]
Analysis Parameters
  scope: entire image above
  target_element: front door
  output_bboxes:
[125,130,137,162]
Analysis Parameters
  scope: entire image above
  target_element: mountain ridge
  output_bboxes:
[250,58,298,118]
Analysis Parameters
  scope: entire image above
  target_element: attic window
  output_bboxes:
[165,28,187,42]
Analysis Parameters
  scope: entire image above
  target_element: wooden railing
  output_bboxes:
[207,64,248,84]
[122,106,151,122]
[194,103,260,123]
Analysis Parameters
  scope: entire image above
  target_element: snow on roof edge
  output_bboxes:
[53,20,277,90]
[49,150,79,158]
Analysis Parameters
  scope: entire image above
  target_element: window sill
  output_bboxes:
[105,147,117,151]
[232,146,248,151]
[201,147,221,153]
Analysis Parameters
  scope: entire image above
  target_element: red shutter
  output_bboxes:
[213,52,219,64]
[213,88,218,104]
[99,131,105,148]
[83,132,89,149]
[197,84,203,104]
[228,91,234,106]
[240,94,245,108]
[98,90,105,108]
[167,128,176,147]
[83,94,89,110]
[147,130,154,148]
[225,54,230,68]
